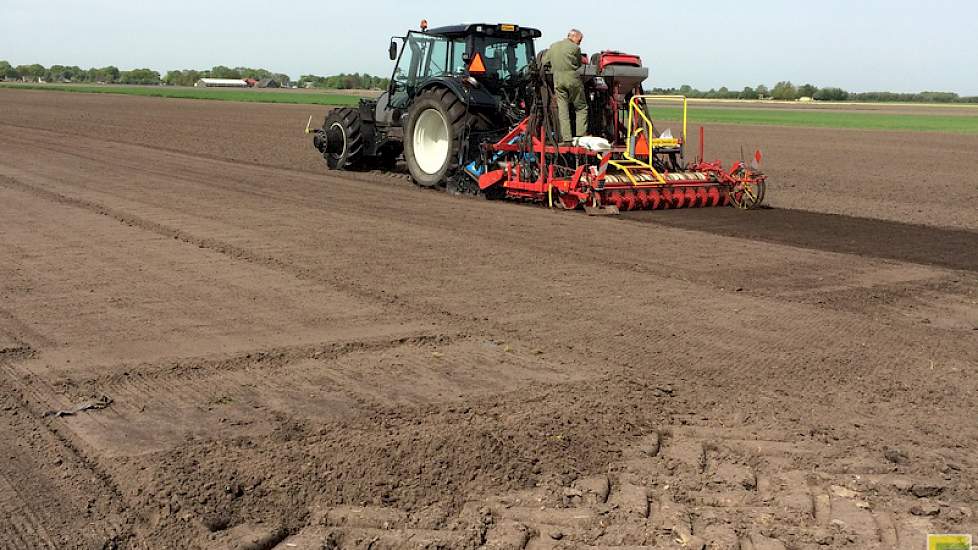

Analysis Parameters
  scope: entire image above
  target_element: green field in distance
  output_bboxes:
[649,105,978,134]
[0,83,361,106]
[4,83,978,133]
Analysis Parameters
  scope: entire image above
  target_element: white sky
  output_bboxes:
[2,0,977,94]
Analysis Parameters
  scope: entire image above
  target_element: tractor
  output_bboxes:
[313,22,767,212]
[313,22,538,187]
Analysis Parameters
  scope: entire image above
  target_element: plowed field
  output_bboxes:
[1,89,976,549]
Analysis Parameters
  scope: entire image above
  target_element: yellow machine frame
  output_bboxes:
[607,95,688,185]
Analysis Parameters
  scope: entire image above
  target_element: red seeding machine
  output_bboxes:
[313,22,767,213]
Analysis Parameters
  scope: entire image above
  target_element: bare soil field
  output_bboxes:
[1,89,977,549]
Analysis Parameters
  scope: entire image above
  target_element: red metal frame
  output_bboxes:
[472,50,766,211]
[476,115,765,211]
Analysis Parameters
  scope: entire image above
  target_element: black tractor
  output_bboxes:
[312,23,541,188]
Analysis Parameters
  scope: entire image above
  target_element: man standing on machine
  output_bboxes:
[544,29,588,143]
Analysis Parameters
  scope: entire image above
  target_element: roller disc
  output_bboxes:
[673,189,686,209]
[647,189,662,209]
[706,186,721,206]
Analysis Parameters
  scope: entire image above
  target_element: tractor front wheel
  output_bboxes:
[404,88,472,187]
[320,108,364,170]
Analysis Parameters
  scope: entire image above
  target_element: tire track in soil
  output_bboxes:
[0,168,909,410]
[0,309,57,351]
[11,122,976,276]
[3,146,975,420]
[43,334,592,458]
[5,123,969,323]
[56,334,453,387]
[0,130,946,355]
[0,157,952,368]
[0,359,133,548]
[0,474,58,550]
[0,170,609,408]
[0,173,493,340]
[65,335,584,406]
[0,165,625,382]
[0,121,415,197]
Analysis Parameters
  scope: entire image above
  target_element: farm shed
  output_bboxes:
[195,78,249,88]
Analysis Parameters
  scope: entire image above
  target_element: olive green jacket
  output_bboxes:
[544,38,583,88]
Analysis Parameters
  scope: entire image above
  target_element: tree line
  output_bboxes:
[163,66,292,87]
[650,81,978,104]
[297,73,390,90]
[0,61,161,85]
[0,61,294,87]
[0,60,387,90]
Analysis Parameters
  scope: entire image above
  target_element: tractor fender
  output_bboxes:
[416,77,499,110]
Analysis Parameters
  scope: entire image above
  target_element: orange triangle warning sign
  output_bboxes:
[635,133,649,156]
[468,53,486,74]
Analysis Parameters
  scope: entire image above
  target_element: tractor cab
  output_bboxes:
[314,22,546,184]
[387,23,541,110]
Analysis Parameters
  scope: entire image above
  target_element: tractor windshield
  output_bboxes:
[472,37,533,80]
[390,32,466,108]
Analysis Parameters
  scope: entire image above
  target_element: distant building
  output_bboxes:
[256,78,280,88]
[195,78,249,88]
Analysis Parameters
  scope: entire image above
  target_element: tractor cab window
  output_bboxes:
[474,38,532,80]
[391,32,465,109]
[451,41,467,75]
[421,37,450,78]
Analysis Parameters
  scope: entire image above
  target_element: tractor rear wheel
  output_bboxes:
[404,88,474,187]
[321,108,364,170]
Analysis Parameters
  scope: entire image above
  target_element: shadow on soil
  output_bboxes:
[621,207,978,273]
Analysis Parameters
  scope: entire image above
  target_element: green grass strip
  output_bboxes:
[649,105,978,134]
[0,83,360,106]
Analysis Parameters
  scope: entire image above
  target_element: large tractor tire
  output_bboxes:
[320,108,364,170]
[404,88,474,187]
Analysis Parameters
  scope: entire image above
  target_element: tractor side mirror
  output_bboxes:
[389,41,398,61]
